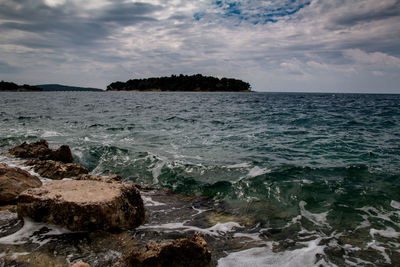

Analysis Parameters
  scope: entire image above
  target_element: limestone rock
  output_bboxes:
[0,163,42,204]
[25,159,88,180]
[77,174,123,183]
[17,180,145,231]
[7,139,73,163]
[115,234,211,267]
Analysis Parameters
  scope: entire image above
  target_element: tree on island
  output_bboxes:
[0,81,43,91]
[106,74,251,92]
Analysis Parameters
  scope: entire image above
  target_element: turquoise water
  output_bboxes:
[1,92,400,265]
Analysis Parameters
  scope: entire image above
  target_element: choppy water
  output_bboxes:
[1,91,400,266]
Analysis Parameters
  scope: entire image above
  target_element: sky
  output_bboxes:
[0,0,400,93]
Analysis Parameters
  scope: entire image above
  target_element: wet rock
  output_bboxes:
[0,204,17,213]
[77,174,123,183]
[0,163,42,204]
[17,180,145,232]
[69,262,90,267]
[7,139,73,163]
[0,251,67,267]
[0,210,24,238]
[115,234,211,267]
[25,159,89,180]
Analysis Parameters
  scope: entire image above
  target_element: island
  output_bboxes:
[36,84,103,92]
[0,81,43,92]
[106,74,252,92]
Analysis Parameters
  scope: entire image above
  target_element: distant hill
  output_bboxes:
[37,84,103,92]
[106,74,252,92]
[0,81,43,91]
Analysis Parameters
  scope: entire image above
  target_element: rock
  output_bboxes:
[115,234,211,267]
[17,180,145,231]
[0,163,42,204]
[25,159,89,180]
[0,210,24,238]
[69,262,90,267]
[0,251,67,267]
[7,139,74,163]
[77,174,123,183]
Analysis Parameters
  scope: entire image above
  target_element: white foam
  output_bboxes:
[247,166,271,178]
[141,196,166,206]
[0,217,70,246]
[299,201,330,228]
[391,200,400,210]
[191,206,211,216]
[290,179,313,184]
[71,149,84,162]
[370,227,400,239]
[357,206,399,225]
[367,240,391,264]
[0,156,45,181]
[226,162,252,169]
[11,252,30,259]
[344,259,358,266]
[41,130,61,138]
[40,177,54,184]
[346,257,375,266]
[355,214,371,230]
[233,232,263,241]
[209,222,241,233]
[284,215,302,228]
[151,162,164,184]
[218,238,332,267]
[138,221,241,237]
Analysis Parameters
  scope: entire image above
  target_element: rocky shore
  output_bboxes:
[0,140,213,266]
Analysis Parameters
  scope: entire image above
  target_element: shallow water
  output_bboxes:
[1,91,400,266]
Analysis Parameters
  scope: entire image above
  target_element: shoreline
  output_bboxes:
[0,140,252,266]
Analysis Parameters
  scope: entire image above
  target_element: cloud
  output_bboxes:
[0,0,399,92]
[0,0,162,47]
[344,49,400,68]
[329,0,400,27]
[0,60,20,74]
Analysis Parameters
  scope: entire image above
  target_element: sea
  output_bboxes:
[0,91,399,266]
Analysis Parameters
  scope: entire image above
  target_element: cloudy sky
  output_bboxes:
[1,0,400,92]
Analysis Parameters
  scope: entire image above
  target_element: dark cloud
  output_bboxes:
[0,0,162,48]
[332,0,400,26]
[0,61,20,74]
[100,2,161,25]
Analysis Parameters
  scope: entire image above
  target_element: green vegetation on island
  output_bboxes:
[106,74,251,92]
[0,81,43,92]
[36,84,103,92]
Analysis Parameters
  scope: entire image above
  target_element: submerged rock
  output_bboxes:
[0,210,24,238]
[0,163,42,204]
[115,234,211,267]
[25,159,89,180]
[17,180,145,231]
[77,174,123,183]
[7,139,73,163]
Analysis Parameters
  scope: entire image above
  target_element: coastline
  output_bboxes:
[0,140,221,266]
[106,89,254,92]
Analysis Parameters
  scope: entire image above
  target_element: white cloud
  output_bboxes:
[344,49,400,68]
[44,0,65,7]
[0,0,400,92]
